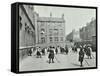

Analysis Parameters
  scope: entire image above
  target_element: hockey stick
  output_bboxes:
[91,53,95,58]
[54,55,60,63]
[84,59,90,66]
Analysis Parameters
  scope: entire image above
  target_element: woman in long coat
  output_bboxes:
[48,48,55,63]
[79,47,84,67]
[55,47,58,54]
[86,46,92,59]
[65,46,68,54]
[28,48,32,56]
[36,47,41,58]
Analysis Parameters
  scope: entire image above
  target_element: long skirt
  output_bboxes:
[79,57,84,62]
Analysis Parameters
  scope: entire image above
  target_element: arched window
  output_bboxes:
[54,37,59,42]
[41,37,45,43]
[19,16,22,30]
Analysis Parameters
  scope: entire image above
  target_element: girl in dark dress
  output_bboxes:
[79,47,84,67]
[48,48,55,63]
[36,47,41,58]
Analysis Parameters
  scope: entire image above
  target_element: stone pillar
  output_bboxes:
[62,14,65,47]
[34,12,38,46]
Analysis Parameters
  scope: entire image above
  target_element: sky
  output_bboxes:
[34,5,96,35]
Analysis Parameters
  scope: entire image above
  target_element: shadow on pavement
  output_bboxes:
[71,63,80,67]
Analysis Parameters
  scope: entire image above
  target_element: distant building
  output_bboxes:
[66,29,81,42]
[73,30,81,42]
[79,18,96,42]
[34,13,65,47]
[66,31,73,42]
[67,18,96,44]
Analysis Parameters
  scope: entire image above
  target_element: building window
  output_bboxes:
[41,28,45,34]
[41,37,45,43]
[41,22,44,27]
[54,29,58,35]
[49,29,53,36]
[60,29,63,35]
[28,5,34,10]
[54,37,59,42]
[58,24,61,27]
[60,37,63,41]
[49,37,53,42]
[25,23,31,34]
[25,23,28,31]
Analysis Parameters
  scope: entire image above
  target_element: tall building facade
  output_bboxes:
[35,13,65,47]
[79,18,96,42]
[19,5,35,49]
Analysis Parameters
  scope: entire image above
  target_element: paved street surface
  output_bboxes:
[19,50,96,71]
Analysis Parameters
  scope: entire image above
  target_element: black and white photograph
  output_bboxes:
[18,3,97,72]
